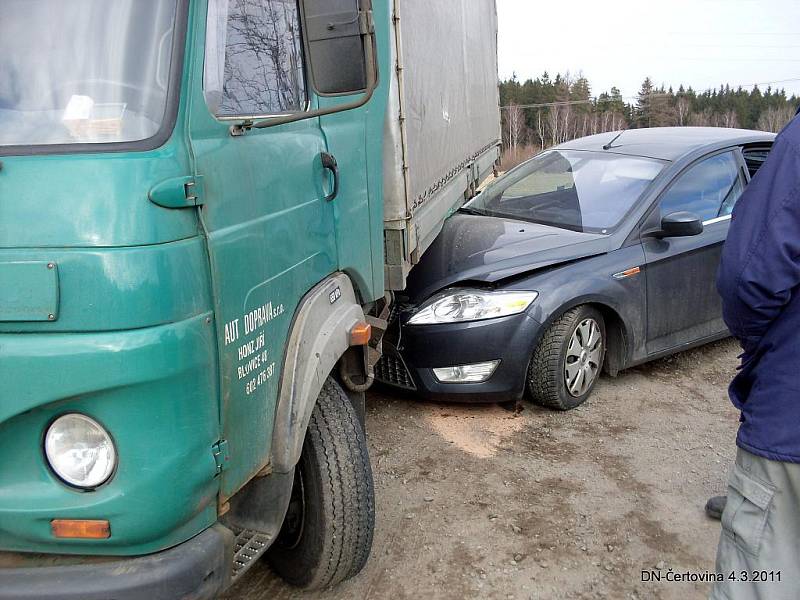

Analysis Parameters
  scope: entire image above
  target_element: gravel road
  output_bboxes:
[223,338,741,600]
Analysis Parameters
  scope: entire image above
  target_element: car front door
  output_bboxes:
[642,149,747,355]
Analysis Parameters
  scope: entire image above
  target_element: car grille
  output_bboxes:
[375,347,416,391]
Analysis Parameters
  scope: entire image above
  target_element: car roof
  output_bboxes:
[556,127,776,161]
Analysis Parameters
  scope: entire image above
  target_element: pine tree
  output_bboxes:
[635,77,655,128]
[496,72,798,166]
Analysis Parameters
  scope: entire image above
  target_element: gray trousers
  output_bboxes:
[711,448,800,600]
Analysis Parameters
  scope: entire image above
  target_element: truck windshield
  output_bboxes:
[0,0,179,148]
[465,150,665,233]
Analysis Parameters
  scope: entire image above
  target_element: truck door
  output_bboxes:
[189,0,338,501]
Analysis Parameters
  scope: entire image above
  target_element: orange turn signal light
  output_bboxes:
[350,322,372,346]
[51,519,111,539]
[621,266,641,277]
[613,266,641,280]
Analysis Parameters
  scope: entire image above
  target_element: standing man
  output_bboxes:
[711,109,800,600]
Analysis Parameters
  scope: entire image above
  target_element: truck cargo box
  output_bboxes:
[383,0,501,290]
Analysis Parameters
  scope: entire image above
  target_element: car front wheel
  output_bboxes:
[527,306,606,410]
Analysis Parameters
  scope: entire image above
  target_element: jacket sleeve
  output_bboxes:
[717,130,800,354]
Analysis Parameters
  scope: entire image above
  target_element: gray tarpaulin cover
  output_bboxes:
[384,0,500,220]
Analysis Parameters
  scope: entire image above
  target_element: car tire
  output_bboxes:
[527,306,606,411]
[267,377,375,589]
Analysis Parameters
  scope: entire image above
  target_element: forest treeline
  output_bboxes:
[500,73,798,168]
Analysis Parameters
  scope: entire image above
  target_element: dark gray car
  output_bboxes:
[375,127,775,409]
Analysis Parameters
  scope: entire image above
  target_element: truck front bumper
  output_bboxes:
[0,525,233,600]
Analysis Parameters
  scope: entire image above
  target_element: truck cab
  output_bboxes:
[0,0,499,597]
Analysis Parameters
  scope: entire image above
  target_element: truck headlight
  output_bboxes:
[407,289,538,325]
[45,414,117,489]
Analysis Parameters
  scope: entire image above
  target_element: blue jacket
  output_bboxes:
[717,112,800,463]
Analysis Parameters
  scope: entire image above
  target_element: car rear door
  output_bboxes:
[642,149,747,355]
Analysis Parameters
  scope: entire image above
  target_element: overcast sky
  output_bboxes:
[497,0,800,102]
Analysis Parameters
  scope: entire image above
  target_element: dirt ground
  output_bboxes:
[224,338,742,600]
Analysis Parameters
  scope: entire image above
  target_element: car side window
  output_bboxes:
[742,146,772,178]
[659,151,744,222]
[204,0,307,118]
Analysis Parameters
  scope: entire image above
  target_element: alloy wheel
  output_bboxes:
[564,318,603,397]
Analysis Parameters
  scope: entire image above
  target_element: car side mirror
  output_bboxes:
[658,211,704,238]
[301,0,372,95]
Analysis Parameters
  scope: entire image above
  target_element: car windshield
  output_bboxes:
[0,0,179,148]
[466,150,666,233]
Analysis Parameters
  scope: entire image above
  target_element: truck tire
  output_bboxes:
[267,377,375,589]
[527,306,605,411]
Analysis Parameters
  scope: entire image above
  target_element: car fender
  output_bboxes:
[512,249,647,371]
[271,273,365,474]
[540,293,635,374]
[537,292,628,333]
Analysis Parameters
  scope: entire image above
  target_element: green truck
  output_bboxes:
[0,0,499,597]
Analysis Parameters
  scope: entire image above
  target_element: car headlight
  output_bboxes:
[407,289,538,325]
[45,414,117,489]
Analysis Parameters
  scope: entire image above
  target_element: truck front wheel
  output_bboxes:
[267,377,375,589]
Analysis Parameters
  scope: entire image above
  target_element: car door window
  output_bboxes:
[204,0,307,117]
[743,146,772,178]
[659,151,744,222]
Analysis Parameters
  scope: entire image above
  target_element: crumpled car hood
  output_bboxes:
[404,213,612,303]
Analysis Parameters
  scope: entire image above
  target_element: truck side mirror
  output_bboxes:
[301,0,372,95]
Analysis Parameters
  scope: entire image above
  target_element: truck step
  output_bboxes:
[230,528,272,582]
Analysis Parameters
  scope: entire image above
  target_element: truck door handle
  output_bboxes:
[321,152,339,202]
